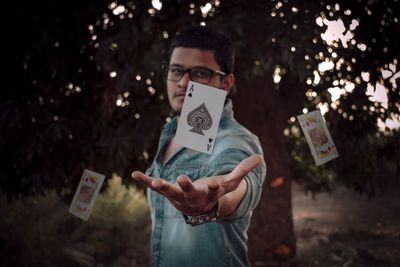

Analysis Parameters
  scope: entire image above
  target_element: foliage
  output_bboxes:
[286,122,400,196]
[283,0,400,196]
[0,175,151,267]
[0,0,169,198]
[0,0,399,198]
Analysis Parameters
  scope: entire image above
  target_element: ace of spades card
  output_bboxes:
[175,81,227,154]
[297,110,339,166]
[68,169,105,221]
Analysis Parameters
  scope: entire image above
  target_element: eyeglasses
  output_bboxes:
[165,65,226,84]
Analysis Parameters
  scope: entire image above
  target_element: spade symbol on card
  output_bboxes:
[187,103,213,135]
[188,92,192,97]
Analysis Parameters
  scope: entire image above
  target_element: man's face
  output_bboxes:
[166,47,230,113]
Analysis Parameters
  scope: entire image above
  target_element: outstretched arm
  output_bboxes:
[131,154,263,218]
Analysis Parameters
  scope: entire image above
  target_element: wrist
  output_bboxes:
[182,201,219,226]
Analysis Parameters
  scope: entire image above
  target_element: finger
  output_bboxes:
[225,154,263,182]
[152,178,183,200]
[131,171,155,189]
[177,175,198,199]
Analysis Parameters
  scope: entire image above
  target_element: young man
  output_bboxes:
[131,26,266,267]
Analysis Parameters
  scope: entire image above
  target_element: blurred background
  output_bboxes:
[1,0,399,266]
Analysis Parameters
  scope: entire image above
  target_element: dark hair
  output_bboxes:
[168,26,235,74]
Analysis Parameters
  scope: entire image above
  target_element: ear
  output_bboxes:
[221,73,235,94]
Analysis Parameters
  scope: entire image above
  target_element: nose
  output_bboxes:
[177,72,191,90]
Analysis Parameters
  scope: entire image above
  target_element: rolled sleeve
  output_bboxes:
[206,148,266,223]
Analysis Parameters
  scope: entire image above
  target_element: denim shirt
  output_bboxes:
[145,99,266,267]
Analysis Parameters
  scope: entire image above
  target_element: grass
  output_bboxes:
[0,175,151,267]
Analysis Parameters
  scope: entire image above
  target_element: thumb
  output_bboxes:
[225,154,263,182]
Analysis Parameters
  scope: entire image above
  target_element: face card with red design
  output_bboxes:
[297,110,339,165]
[68,169,105,221]
[175,81,227,154]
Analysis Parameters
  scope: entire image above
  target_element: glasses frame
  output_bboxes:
[165,65,226,84]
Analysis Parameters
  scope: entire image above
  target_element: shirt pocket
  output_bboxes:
[164,164,202,218]
[174,164,202,182]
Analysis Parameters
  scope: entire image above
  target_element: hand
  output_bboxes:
[131,154,263,216]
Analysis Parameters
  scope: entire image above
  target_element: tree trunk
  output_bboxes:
[233,74,305,266]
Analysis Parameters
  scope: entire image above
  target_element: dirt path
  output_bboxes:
[292,182,400,267]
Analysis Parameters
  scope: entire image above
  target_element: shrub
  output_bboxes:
[0,174,151,267]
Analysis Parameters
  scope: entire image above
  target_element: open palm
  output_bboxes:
[131,154,263,216]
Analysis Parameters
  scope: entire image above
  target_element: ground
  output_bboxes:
[107,181,400,267]
[293,182,400,267]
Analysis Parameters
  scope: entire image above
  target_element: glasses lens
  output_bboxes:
[167,66,184,81]
[190,68,212,83]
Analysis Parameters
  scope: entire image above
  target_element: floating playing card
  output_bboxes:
[175,81,227,154]
[68,169,105,221]
[297,110,339,165]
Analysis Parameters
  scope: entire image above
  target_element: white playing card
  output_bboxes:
[297,110,339,165]
[175,81,227,154]
[68,169,105,221]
